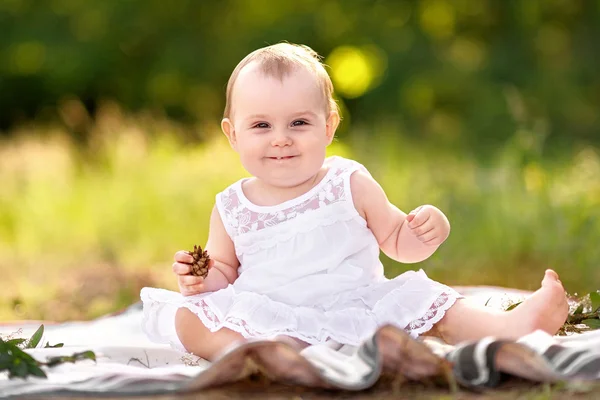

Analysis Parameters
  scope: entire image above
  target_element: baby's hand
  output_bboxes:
[173,250,212,296]
[405,205,450,246]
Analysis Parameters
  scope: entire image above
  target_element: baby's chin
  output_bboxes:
[242,157,327,190]
[252,169,322,190]
[256,174,315,189]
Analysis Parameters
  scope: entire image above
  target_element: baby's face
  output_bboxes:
[222,63,338,189]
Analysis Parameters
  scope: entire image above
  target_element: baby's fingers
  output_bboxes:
[172,262,192,275]
[410,221,435,237]
[407,208,429,229]
[174,250,194,264]
[180,283,204,296]
[179,275,204,286]
[423,236,444,246]
[416,229,441,245]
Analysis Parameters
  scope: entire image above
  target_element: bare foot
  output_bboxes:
[432,270,569,344]
[508,269,569,336]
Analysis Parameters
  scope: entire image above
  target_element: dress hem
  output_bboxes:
[406,293,461,337]
[186,302,367,347]
[183,292,462,347]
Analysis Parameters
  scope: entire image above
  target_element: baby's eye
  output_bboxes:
[252,122,270,129]
[291,120,308,127]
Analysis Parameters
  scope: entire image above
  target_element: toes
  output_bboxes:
[545,269,559,280]
[542,269,561,286]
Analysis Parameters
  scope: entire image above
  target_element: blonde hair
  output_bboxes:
[223,43,338,118]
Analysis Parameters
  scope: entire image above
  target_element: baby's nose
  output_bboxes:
[271,130,292,146]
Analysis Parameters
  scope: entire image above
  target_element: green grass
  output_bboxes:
[1,113,599,321]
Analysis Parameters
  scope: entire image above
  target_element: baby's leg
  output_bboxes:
[433,269,569,344]
[273,335,311,351]
[175,308,244,360]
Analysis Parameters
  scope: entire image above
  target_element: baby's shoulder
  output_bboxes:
[342,159,384,219]
[326,155,370,176]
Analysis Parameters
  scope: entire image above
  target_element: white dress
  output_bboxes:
[141,156,461,351]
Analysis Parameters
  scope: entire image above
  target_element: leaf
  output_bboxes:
[7,343,37,363]
[505,301,522,311]
[590,292,600,313]
[25,325,44,349]
[45,350,96,367]
[582,319,600,329]
[0,353,12,369]
[27,363,47,378]
[573,303,584,315]
[1,330,95,380]
[10,359,28,379]
[74,350,97,362]
[45,356,70,368]
[44,342,64,348]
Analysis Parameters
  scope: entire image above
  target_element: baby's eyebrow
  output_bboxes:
[244,111,318,121]
[245,114,269,120]
[291,111,318,118]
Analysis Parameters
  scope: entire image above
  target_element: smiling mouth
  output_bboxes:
[268,156,296,160]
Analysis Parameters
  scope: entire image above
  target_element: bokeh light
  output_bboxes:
[326,45,387,99]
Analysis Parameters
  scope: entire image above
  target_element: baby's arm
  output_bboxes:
[174,204,240,296]
[351,170,449,263]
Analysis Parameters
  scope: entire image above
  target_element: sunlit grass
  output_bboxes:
[1,112,599,321]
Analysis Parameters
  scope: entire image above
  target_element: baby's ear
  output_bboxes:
[325,111,340,144]
[221,118,237,150]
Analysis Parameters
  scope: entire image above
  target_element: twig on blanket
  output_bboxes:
[127,350,151,368]
[567,311,600,325]
[557,323,588,336]
[180,352,204,366]
[561,291,600,334]
[0,328,23,342]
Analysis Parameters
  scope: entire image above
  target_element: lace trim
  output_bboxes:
[403,292,457,336]
[195,299,220,324]
[142,288,459,347]
[190,299,261,337]
[191,299,346,345]
[192,293,457,345]
[219,168,347,236]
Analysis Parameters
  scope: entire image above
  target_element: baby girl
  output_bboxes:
[141,43,569,360]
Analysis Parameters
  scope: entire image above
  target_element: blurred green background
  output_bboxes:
[1,0,599,321]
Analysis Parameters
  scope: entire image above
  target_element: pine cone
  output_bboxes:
[187,245,210,278]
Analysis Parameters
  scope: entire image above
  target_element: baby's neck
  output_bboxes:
[243,169,327,207]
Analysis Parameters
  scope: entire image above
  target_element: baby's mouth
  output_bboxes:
[267,156,296,160]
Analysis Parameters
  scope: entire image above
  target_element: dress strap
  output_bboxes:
[215,184,241,239]
[327,157,371,209]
